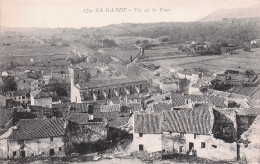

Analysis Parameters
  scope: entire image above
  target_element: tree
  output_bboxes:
[141,40,149,44]
[102,39,117,47]
[0,76,17,92]
[178,78,190,93]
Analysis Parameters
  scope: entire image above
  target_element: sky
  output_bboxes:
[0,0,259,28]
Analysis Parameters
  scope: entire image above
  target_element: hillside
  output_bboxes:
[198,4,260,22]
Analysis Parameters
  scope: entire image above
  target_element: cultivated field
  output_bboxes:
[102,44,180,62]
[141,48,260,73]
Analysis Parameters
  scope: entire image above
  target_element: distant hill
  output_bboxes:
[198,4,260,22]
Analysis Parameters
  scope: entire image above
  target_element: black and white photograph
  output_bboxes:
[0,0,259,163]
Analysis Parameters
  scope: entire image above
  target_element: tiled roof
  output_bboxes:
[153,103,172,113]
[134,113,162,134]
[12,90,30,97]
[121,103,143,113]
[80,76,146,89]
[162,106,213,135]
[31,90,52,99]
[69,113,102,125]
[108,116,131,128]
[94,112,120,120]
[99,104,121,112]
[8,118,65,140]
[52,102,89,113]
[28,105,48,111]
[171,93,225,108]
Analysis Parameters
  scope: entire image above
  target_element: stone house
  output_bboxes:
[7,90,30,105]
[70,65,148,103]
[16,75,38,91]
[177,69,202,84]
[7,118,65,158]
[51,70,70,84]
[132,105,237,161]
[30,90,53,108]
[153,77,178,93]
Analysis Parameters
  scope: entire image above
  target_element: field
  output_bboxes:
[141,48,260,73]
[102,44,181,62]
[102,45,139,62]
[113,36,159,45]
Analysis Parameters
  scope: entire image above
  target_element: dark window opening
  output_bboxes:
[50,137,53,142]
[201,142,206,148]
[194,134,196,139]
[59,147,62,151]
[21,151,25,158]
[49,149,55,156]
[180,132,184,138]
[139,144,144,151]
[13,151,16,157]
[212,145,217,148]
[139,133,143,137]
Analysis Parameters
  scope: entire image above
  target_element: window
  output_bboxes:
[194,134,197,139]
[179,146,183,153]
[139,133,143,137]
[13,151,16,157]
[59,147,62,151]
[139,144,144,151]
[22,96,25,99]
[23,80,26,83]
[212,145,217,148]
[201,142,206,148]
[50,137,53,142]
[180,132,184,138]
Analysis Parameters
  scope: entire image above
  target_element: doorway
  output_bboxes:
[189,142,194,151]
[49,149,55,156]
[21,151,26,158]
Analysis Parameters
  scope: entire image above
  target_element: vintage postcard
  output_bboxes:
[0,0,259,163]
